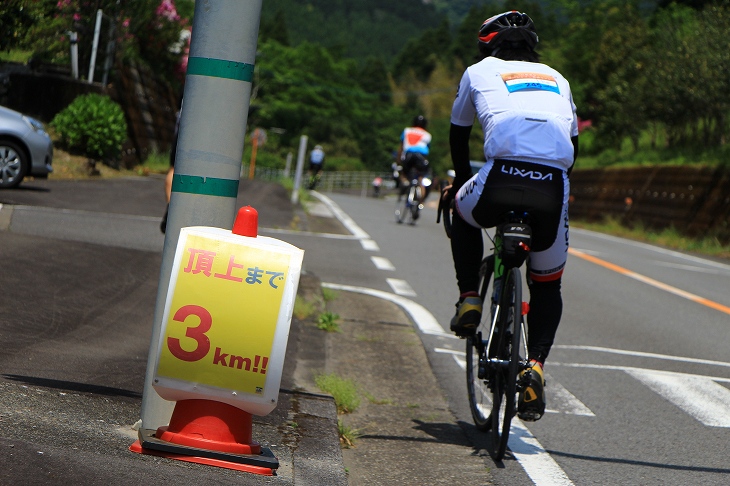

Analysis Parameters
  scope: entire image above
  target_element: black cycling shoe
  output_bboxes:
[518,361,546,421]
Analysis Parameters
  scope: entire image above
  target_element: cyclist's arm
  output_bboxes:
[568,135,579,176]
[450,123,472,190]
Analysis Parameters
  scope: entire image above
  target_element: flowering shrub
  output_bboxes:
[10,0,192,88]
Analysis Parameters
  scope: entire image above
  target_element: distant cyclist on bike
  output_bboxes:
[442,11,579,422]
[308,144,325,189]
[398,115,432,214]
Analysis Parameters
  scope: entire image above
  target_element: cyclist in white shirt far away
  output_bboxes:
[442,10,579,422]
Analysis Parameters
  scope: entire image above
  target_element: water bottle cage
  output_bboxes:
[498,222,532,269]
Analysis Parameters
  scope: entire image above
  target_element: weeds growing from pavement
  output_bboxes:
[315,373,360,414]
[363,391,393,405]
[338,420,361,449]
[322,287,338,302]
[317,311,341,332]
[293,296,316,320]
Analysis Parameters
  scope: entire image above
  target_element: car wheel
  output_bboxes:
[0,139,28,189]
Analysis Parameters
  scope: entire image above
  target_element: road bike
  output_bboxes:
[307,171,322,190]
[439,201,532,461]
[395,178,422,225]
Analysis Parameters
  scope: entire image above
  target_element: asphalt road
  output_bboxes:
[2,176,729,485]
[319,191,730,486]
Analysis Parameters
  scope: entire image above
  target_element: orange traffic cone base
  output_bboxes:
[130,428,278,475]
[129,399,278,475]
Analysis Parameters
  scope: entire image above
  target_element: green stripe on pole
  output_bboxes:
[186,57,254,82]
[172,174,239,198]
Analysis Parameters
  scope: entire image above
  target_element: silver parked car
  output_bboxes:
[0,105,54,188]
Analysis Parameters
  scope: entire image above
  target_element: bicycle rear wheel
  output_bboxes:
[490,267,523,461]
[466,256,495,431]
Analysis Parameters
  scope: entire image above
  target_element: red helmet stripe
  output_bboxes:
[479,31,499,43]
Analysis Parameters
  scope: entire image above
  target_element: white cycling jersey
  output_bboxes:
[451,57,578,171]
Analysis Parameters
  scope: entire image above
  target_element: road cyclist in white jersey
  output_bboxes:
[441,10,579,422]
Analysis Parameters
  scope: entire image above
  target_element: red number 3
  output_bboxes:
[167,305,212,362]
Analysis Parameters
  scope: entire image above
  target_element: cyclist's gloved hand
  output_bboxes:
[437,184,457,237]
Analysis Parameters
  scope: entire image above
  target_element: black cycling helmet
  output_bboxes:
[413,115,427,129]
[478,11,538,57]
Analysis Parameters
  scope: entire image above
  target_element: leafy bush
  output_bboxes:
[52,94,128,160]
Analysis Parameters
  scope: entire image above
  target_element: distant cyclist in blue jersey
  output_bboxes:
[307,144,325,189]
[398,115,432,212]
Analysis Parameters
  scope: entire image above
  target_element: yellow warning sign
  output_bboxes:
[156,232,291,395]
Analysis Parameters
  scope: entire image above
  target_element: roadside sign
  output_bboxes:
[152,226,303,416]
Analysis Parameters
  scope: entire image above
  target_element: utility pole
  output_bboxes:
[140,0,263,431]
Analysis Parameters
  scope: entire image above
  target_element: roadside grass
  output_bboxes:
[338,420,361,449]
[572,217,730,259]
[140,150,172,174]
[316,311,341,332]
[0,49,33,63]
[293,296,316,320]
[322,287,338,302]
[279,177,312,204]
[315,372,361,414]
[363,391,393,405]
[577,128,730,169]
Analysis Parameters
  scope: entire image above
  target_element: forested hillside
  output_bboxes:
[260,0,443,63]
[3,0,728,177]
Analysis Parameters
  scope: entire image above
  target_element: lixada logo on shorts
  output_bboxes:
[500,165,553,181]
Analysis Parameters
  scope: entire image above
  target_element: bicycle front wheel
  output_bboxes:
[466,256,495,431]
[490,267,523,461]
[395,192,408,223]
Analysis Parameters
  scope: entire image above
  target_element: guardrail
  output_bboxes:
[243,164,729,245]
[241,165,394,194]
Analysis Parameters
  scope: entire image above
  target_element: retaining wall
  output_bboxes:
[570,166,730,244]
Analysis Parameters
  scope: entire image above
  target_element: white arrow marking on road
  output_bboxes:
[371,256,395,271]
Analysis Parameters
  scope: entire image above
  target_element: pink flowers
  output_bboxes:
[156,0,180,22]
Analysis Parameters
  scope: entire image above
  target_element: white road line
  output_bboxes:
[371,256,395,271]
[310,191,370,239]
[435,347,466,357]
[510,420,575,486]
[553,345,730,369]
[386,278,417,297]
[569,248,730,315]
[572,227,730,271]
[654,261,725,275]
[545,377,595,417]
[627,369,730,428]
[324,283,572,485]
[260,228,358,239]
[437,349,594,417]
[361,239,380,251]
[321,283,449,337]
